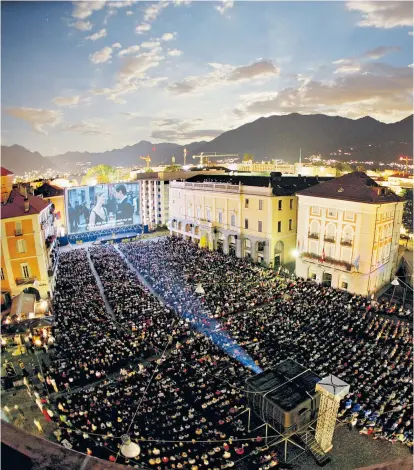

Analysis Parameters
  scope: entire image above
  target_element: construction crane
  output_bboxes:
[140,155,151,168]
[399,155,413,177]
[192,152,239,166]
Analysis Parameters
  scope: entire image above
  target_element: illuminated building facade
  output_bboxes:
[169,173,330,268]
[1,174,58,300]
[295,172,404,296]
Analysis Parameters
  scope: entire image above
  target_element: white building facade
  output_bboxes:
[139,179,169,230]
[295,172,404,296]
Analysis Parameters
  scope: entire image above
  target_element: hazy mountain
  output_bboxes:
[197,113,413,163]
[1,144,58,175]
[2,113,412,174]
[47,140,207,172]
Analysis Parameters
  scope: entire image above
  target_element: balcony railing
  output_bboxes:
[340,239,353,247]
[324,236,336,243]
[15,277,36,286]
[301,252,352,271]
[14,229,23,236]
[308,233,319,240]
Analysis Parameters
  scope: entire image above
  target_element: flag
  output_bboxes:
[353,255,360,270]
[320,246,325,263]
[152,146,156,152]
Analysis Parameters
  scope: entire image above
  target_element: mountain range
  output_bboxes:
[2,113,412,175]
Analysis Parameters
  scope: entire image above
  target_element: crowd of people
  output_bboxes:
[27,237,412,469]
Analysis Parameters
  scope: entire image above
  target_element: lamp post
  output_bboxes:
[390,278,400,304]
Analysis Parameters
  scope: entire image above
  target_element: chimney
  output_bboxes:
[24,197,30,213]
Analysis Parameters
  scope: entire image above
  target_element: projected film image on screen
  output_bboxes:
[66,183,140,234]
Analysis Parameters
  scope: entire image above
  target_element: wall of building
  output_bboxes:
[295,195,403,296]
[169,181,300,268]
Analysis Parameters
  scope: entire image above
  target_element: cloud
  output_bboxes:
[233,63,413,122]
[141,41,161,49]
[86,28,107,41]
[107,1,134,9]
[136,23,151,34]
[168,48,182,57]
[72,1,105,20]
[215,0,234,15]
[168,60,280,94]
[333,46,401,74]
[90,46,113,64]
[151,118,222,142]
[118,45,141,57]
[71,20,93,31]
[161,32,176,41]
[346,1,413,29]
[119,51,164,81]
[5,107,62,133]
[143,1,169,22]
[126,10,134,16]
[64,119,111,135]
[52,95,81,107]
[112,42,122,48]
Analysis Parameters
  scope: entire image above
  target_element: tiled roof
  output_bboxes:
[1,190,51,219]
[297,172,402,204]
[1,167,13,176]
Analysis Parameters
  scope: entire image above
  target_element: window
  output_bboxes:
[278,200,282,211]
[259,200,263,210]
[21,263,30,279]
[258,221,263,232]
[344,210,354,221]
[245,218,249,229]
[196,207,201,219]
[0,268,4,280]
[206,208,211,222]
[289,219,293,231]
[15,221,23,236]
[245,199,249,208]
[230,214,236,227]
[341,281,348,289]
[218,210,223,224]
[327,208,337,218]
[290,199,293,210]
[277,221,282,233]
[311,206,321,216]
[17,239,27,253]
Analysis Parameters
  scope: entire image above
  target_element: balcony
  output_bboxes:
[340,239,353,247]
[324,236,336,243]
[15,277,36,286]
[308,232,319,240]
[14,229,23,236]
[301,252,352,271]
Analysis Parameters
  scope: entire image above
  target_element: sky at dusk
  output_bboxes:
[1,0,413,156]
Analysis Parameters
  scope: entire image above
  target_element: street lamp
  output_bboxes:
[390,278,400,304]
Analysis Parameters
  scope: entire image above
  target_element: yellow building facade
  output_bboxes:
[1,182,58,300]
[295,172,404,296]
[168,174,328,268]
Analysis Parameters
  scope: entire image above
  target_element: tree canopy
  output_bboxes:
[82,165,117,185]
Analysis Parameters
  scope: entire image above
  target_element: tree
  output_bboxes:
[243,153,254,162]
[145,167,154,173]
[82,165,117,185]
[164,164,181,172]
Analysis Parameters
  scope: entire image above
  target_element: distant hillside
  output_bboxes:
[197,113,413,163]
[48,141,207,172]
[1,144,58,175]
[2,113,412,174]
